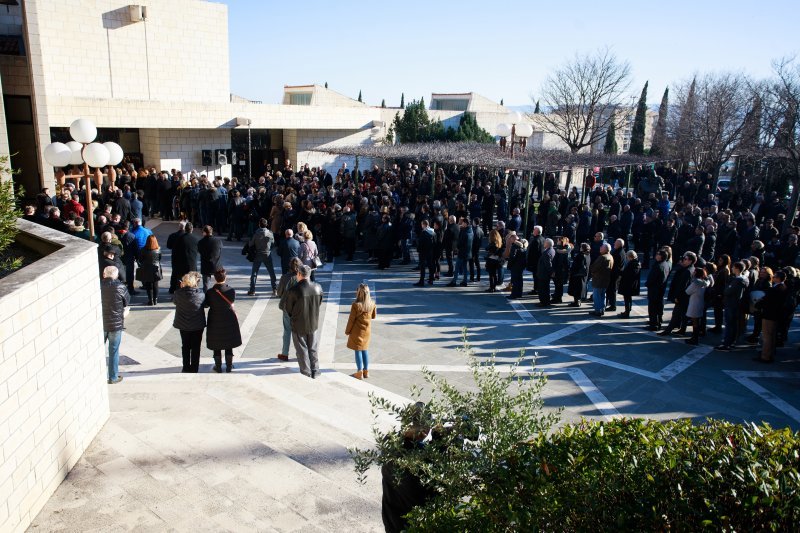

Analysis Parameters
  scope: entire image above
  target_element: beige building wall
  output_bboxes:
[156,129,232,179]
[295,128,383,171]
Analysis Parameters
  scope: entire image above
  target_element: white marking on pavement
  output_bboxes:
[235,296,272,357]
[510,300,537,324]
[377,317,524,325]
[658,345,713,381]
[565,367,621,420]
[557,347,664,381]
[143,309,176,346]
[724,371,800,424]
[319,272,343,365]
[528,321,594,348]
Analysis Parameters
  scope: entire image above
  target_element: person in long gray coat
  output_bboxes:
[173,271,206,373]
[204,268,242,373]
[685,269,711,345]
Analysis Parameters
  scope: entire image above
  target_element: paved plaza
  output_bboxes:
[29,220,800,531]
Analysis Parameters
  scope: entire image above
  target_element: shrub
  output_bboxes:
[0,154,21,275]
[353,333,800,532]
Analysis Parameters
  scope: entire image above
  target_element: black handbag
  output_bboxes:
[241,243,255,262]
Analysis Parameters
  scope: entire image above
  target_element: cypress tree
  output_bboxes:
[324,81,328,88]
[358,90,362,102]
[649,88,669,157]
[676,78,698,166]
[604,121,618,154]
[534,100,541,114]
[629,81,648,155]
[381,99,386,108]
[500,98,504,106]
[400,93,405,109]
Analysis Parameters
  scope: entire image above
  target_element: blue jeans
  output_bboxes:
[250,254,277,292]
[592,287,607,313]
[452,257,468,284]
[355,350,369,370]
[282,311,292,355]
[105,330,122,381]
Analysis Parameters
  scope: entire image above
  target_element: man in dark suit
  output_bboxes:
[526,226,544,295]
[113,190,132,223]
[166,221,187,293]
[658,252,696,336]
[645,250,671,330]
[536,238,555,307]
[413,220,436,287]
[198,225,223,292]
[279,229,301,272]
[172,223,199,292]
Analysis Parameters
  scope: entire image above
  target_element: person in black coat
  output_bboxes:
[526,227,545,295]
[413,220,436,287]
[536,238,555,307]
[645,250,671,329]
[469,218,484,282]
[618,251,641,318]
[606,239,626,312]
[568,243,591,306]
[137,234,163,305]
[754,270,788,363]
[507,237,528,299]
[166,221,187,294]
[198,225,223,292]
[99,247,126,283]
[659,252,696,335]
[172,223,200,289]
[204,268,242,373]
[172,271,206,373]
[552,237,572,303]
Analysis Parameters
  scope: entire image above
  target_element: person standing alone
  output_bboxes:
[100,265,130,384]
[198,225,223,292]
[284,265,324,378]
[345,284,377,380]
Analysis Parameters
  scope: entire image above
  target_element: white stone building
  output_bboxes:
[0,0,652,199]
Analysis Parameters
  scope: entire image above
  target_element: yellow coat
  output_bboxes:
[345,302,377,350]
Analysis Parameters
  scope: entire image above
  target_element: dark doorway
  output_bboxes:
[4,95,39,198]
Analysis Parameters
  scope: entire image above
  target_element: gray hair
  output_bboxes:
[533,225,543,235]
[544,238,554,247]
[101,231,113,244]
[297,265,312,279]
[626,250,638,260]
[615,238,625,248]
[600,243,611,254]
[103,266,119,279]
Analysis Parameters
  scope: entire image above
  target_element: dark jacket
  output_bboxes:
[100,278,130,332]
[280,236,301,272]
[589,253,614,289]
[723,274,749,308]
[204,283,242,350]
[173,232,199,276]
[172,286,206,332]
[758,283,788,321]
[417,228,435,261]
[198,235,223,276]
[618,258,641,297]
[537,246,555,281]
[136,249,162,283]
[526,234,545,272]
[249,227,275,257]
[277,272,299,311]
[456,225,473,260]
[284,279,324,335]
[568,251,590,298]
[668,265,695,304]
[646,259,671,299]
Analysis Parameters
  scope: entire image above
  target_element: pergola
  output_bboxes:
[312,141,670,174]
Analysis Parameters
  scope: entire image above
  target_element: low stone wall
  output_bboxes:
[0,219,109,532]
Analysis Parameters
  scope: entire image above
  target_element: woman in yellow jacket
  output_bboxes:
[345,283,377,379]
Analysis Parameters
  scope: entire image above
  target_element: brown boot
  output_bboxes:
[352,370,363,380]
[362,369,369,379]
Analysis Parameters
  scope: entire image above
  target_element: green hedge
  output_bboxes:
[353,333,800,532]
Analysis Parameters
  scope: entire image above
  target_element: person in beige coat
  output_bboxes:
[345,283,377,379]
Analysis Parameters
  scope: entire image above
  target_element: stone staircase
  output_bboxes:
[27,334,410,532]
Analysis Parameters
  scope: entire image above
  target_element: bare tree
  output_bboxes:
[761,56,800,231]
[534,49,632,154]
[670,73,753,178]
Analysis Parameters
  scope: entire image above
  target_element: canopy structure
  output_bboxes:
[312,141,671,172]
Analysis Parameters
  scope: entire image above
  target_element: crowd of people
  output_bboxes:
[24,158,800,379]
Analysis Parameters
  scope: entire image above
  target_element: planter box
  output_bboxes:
[0,219,109,532]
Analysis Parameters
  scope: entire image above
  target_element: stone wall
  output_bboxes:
[0,220,109,533]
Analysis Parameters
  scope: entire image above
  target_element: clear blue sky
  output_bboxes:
[218,0,800,107]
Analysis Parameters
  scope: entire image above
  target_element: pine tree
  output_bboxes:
[675,78,698,166]
[604,121,618,154]
[534,100,541,114]
[629,81,648,155]
[400,93,405,109]
[358,90,362,102]
[500,98,504,106]
[381,99,386,108]
[649,88,669,157]
[324,81,328,89]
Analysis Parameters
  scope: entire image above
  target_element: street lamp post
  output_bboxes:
[496,112,534,159]
[43,118,124,239]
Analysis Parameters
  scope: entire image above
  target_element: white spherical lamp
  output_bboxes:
[103,142,124,166]
[69,118,97,144]
[83,142,110,168]
[496,123,512,137]
[516,123,534,138]
[67,141,84,165]
[43,142,73,168]
[508,111,523,124]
